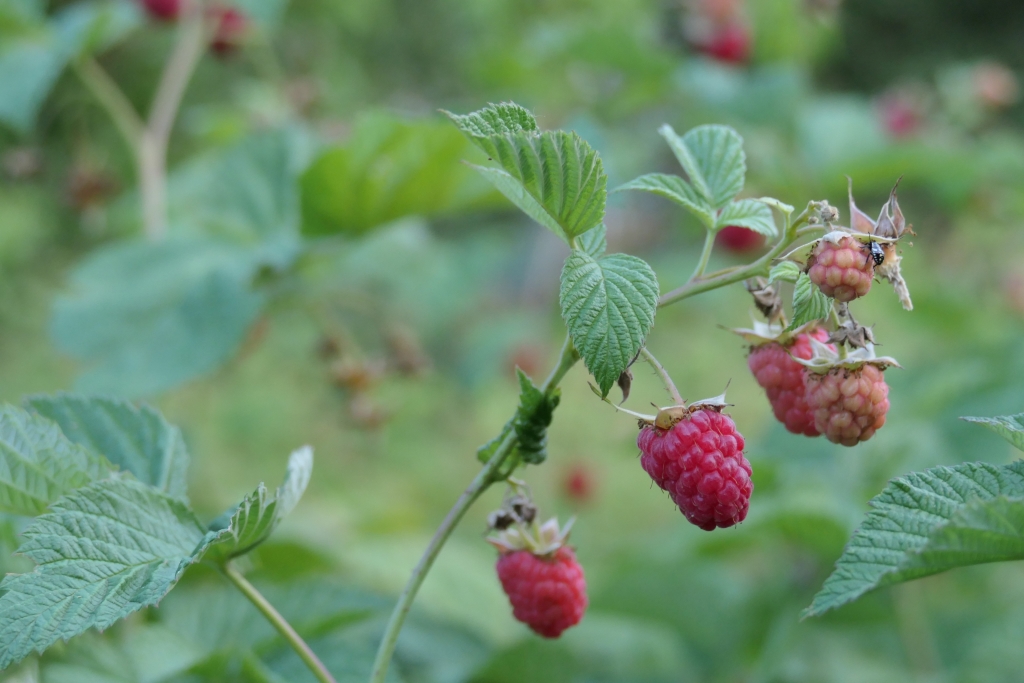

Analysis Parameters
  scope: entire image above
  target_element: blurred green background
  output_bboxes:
[4,0,1024,681]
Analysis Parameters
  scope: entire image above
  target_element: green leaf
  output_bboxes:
[767,261,802,285]
[658,124,745,209]
[512,369,560,465]
[51,237,266,398]
[301,113,500,237]
[0,477,206,669]
[714,198,777,237]
[168,128,311,246]
[476,421,513,465]
[805,461,1024,618]
[615,173,715,226]
[0,405,113,516]
[578,222,607,257]
[469,130,607,243]
[194,446,312,564]
[25,394,190,501]
[788,272,832,330]
[444,102,538,149]
[559,250,659,396]
[0,0,141,132]
[962,414,1024,451]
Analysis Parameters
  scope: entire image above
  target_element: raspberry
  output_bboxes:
[562,463,596,504]
[805,364,890,446]
[637,409,753,530]
[697,23,751,64]
[716,225,765,252]
[495,547,587,638]
[806,236,874,302]
[748,328,830,437]
[140,0,180,21]
[208,6,247,57]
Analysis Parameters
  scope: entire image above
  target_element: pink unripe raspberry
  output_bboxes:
[495,547,588,638]
[748,328,830,437]
[637,408,753,530]
[140,0,180,21]
[208,6,247,57]
[697,23,751,64]
[807,236,874,302]
[805,364,890,446]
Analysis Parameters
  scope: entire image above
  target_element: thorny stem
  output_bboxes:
[639,347,683,405]
[223,563,338,683]
[369,336,580,683]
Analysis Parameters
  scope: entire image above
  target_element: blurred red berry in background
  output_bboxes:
[716,225,765,252]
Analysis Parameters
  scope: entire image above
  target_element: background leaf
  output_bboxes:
[195,446,312,564]
[962,414,1024,452]
[658,124,745,209]
[806,461,1024,617]
[0,0,141,132]
[559,250,659,396]
[300,113,498,236]
[0,477,206,669]
[714,198,778,237]
[51,237,267,398]
[25,393,190,501]
[0,405,113,516]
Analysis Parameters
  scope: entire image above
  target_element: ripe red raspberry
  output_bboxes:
[805,364,889,446]
[697,23,751,64]
[140,0,180,21]
[716,225,765,252]
[806,236,875,302]
[637,408,752,530]
[496,547,587,638]
[562,462,596,504]
[208,6,247,57]
[748,328,829,437]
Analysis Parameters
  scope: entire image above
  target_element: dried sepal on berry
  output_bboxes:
[488,515,575,556]
[847,178,915,310]
[792,337,901,373]
[730,319,824,347]
[745,278,783,322]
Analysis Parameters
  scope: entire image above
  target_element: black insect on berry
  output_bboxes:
[868,241,885,266]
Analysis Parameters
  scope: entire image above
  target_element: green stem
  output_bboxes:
[71,58,144,157]
[139,0,208,241]
[369,336,579,683]
[689,229,716,281]
[658,205,814,309]
[639,347,683,405]
[223,563,338,683]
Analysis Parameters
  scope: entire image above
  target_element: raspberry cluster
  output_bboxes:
[806,236,875,302]
[496,547,588,638]
[638,408,753,530]
[748,328,830,437]
[805,364,890,446]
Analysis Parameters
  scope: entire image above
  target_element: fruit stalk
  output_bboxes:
[369,335,580,683]
[223,563,338,683]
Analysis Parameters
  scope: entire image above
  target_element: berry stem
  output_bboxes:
[689,229,716,281]
[639,347,684,405]
[658,202,818,308]
[222,563,338,683]
[369,336,580,683]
